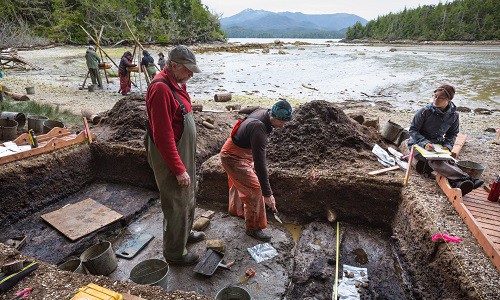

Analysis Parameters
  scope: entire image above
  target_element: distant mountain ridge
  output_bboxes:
[221,9,368,38]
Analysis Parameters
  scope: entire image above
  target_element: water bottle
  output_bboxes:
[28,129,38,148]
[487,175,499,202]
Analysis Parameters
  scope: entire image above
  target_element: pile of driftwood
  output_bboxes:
[0,49,43,70]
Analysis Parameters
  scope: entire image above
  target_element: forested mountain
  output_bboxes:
[221,9,367,38]
[0,0,225,47]
[346,0,499,41]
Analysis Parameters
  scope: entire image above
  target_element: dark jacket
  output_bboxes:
[232,108,273,196]
[408,102,459,151]
[85,49,100,69]
[141,54,155,67]
[119,52,135,76]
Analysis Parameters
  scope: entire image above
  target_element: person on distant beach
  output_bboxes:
[408,84,483,195]
[158,52,166,71]
[118,51,136,95]
[85,46,102,89]
[141,50,156,79]
[220,100,292,242]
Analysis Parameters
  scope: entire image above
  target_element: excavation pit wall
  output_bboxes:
[1,96,497,299]
[0,143,491,299]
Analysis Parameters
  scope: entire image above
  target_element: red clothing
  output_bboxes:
[119,73,131,95]
[146,68,193,176]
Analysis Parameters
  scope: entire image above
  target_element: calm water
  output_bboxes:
[190,38,499,110]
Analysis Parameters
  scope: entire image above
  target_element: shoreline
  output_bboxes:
[340,38,500,46]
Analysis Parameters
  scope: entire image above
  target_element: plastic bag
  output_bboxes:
[372,144,395,167]
[333,264,368,300]
[247,243,278,263]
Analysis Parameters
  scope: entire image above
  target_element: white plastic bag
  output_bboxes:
[247,243,278,263]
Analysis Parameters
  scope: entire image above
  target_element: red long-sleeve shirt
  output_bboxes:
[146,68,192,176]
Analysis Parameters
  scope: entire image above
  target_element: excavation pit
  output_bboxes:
[0,99,497,299]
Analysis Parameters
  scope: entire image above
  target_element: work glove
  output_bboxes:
[264,195,277,212]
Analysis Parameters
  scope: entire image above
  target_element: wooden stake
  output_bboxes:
[404,146,415,186]
[81,70,90,89]
[80,25,119,69]
[124,20,160,72]
[368,165,400,176]
[83,117,93,143]
[136,42,143,94]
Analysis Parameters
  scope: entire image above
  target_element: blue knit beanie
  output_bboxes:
[270,100,293,121]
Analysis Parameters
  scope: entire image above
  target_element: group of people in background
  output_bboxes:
[85,45,167,96]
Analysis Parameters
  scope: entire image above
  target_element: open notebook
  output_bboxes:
[414,144,454,161]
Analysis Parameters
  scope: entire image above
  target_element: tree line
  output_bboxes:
[0,0,226,47]
[346,0,499,41]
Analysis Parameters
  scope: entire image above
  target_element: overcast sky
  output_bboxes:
[201,0,446,21]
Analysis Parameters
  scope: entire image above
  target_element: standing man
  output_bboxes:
[85,46,102,89]
[141,50,157,80]
[144,45,203,265]
[220,100,293,241]
[118,51,135,95]
[158,52,166,71]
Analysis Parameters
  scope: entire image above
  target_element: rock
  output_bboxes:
[360,271,365,276]
[327,209,336,222]
[262,48,270,54]
[206,239,225,252]
[358,288,362,293]
[364,278,369,283]
[298,47,305,50]
[485,128,496,133]
[474,108,491,115]
[327,258,336,265]
[201,210,215,219]
[362,282,368,288]
[348,272,354,278]
[351,114,365,125]
[274,40,281,45]
[192,217,210,231]
[363,118,379,130]
[278,50,287,55]
[389,48,397,52]
[205,117,215,125]
[456,106,471,112]
[226,104,242,111]
[355,282,361,287]
[202,121,215,129]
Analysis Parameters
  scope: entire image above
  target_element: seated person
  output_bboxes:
[408,84,483,195]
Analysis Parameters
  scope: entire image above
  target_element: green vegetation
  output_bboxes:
[346,0,499,41]
[0,100,81,125]
[0,0,226,47]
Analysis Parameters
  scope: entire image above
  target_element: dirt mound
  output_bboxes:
[268,100,382,169]
[96,94,235,166]
[99,94,147,147]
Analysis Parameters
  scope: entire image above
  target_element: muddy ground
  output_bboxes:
[0,60,499,299]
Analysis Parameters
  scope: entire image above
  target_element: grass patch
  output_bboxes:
[0,99,81,126]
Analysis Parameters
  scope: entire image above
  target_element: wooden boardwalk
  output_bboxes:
[436,174,500,271]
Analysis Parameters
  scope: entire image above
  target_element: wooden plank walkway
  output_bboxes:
[434,133,499,270]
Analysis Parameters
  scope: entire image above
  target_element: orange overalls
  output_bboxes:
[220,134,267,231]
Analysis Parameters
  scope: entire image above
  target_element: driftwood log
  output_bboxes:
[4,91,29,101]
[81,109,101,125]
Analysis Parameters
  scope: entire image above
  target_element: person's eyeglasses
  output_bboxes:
[433,94,448,101]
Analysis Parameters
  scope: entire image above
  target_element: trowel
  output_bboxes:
[273,211,283,224]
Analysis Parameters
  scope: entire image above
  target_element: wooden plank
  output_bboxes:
[477,222,500,235]
[0,131,95,165]
[436,173,462,203]
[463,199,500,209]
[368,165,399,176]
[473,212,500,223]
[467,206,500,218]
[453,203,500,270]
[12,127,73,146]
[41,198,123,241]
[452,133,467,158]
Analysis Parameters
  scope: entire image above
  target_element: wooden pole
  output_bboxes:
[404,146,415,186]
[81,70,90,89]
[80,25,119,69]
[142,65,151,86]
[124,20,160,72]
[96,26,109,84]
[136,42,143,94]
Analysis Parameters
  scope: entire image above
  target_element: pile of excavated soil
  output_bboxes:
[95,94,235,165]
[267,100,383,169]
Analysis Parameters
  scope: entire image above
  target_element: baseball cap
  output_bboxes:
[169,45,201,73]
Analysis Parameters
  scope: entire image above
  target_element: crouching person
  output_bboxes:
[408,84,483,195]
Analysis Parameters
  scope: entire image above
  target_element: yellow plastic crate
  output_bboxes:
[71,283,123,300]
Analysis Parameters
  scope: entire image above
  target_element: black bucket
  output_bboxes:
[381,120,403,143]
[42,120,65,134]
[0,119,18,141]
[457,160,485,179]
[0,112,26,129]
[28,115,48,134]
